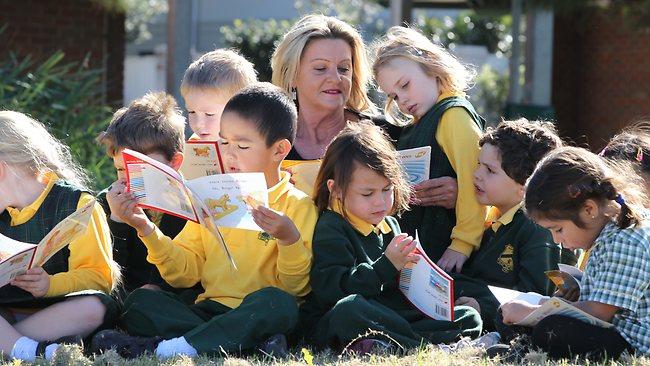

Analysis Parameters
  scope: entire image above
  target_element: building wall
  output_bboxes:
[553,11,650,151]
[0,0,125,105]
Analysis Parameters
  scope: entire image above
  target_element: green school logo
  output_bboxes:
[258,231,274,245]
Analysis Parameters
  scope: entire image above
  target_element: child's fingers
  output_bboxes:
[395,235,414,250]
[13,273,42,282]
[406,253,420,263]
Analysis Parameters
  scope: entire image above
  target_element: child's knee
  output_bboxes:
[73,296,107,328]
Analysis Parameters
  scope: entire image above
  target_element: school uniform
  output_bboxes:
[0,173,119,327]
[120,171,318,355]
[308,201,482,350]
[396,92,487,261]
[97,190,201,302]
[452,204,562,330]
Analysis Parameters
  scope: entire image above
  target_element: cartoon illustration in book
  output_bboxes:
[0,250,12,262]
[205,194,239,219]
[193,146,211,158]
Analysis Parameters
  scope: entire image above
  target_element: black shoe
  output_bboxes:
[258,334,288,358]
[91,329,161,359]
[36,335,84,358]
[486,335,531,363]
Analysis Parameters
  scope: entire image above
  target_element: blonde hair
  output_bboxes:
[97,91,186,161]
[372,26,476,125]
[180,48,258,100]
[271,14,376,113]
[0,111,91,191]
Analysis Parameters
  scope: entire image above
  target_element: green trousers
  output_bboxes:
[121,287,298,355]
[313,294,482,350]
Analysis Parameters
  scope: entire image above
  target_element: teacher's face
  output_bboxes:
[294,38,353,113]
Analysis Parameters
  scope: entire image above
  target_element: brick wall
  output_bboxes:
[553,11,650,151]
[0,0,125,106]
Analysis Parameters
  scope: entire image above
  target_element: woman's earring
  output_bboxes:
[291,87,297,101]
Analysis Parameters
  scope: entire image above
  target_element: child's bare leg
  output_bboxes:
[14,296,106,341]
[0,316,22,354]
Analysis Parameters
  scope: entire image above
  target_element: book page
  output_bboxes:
[32,199,96,267]
[281,160,321,197]
[517,297,613,328]
[558,263,584,281]
[187,172,268,231]
[0,234,37,287]
[180,141,224,180]
[123,149,199,222]
[399,232,454,321]
[396,146,431,185]
[488,285,548,306]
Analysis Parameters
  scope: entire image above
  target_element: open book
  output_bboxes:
[180,140,225,180]
[123,149,271,267]
[399,231,454,321]
[488,285,612,328]
[281,160,321,196]
[0,199,95,287]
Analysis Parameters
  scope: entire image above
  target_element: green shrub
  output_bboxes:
[0,50,116,191]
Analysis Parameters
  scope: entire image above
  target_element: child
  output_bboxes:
[373,26,487,273]
[91,82,318,358]
[0,111,119,362]
[600,121,650,192]
[181,49,257,141]
[309,121,482,352]
[499,146,649,359]
[97,92,199,298]
[452,119,568,331]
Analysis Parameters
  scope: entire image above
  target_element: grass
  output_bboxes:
[4,344,648,366]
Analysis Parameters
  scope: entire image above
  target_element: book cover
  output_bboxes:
[396,146,431,185]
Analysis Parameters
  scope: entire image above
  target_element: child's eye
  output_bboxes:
[205,113,215,117]
[219,140,229,145]
[382,186,394,192]
[556,228,563,233]
[401,81,409,89]
[238,145,250,150]
[361,192,373,197]
[187,110,196,114]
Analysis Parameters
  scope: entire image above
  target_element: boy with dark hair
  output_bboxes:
[96,91,194,297]
[452,118,572,331]
[91,82,318,358]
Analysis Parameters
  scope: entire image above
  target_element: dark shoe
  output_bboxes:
[258,333,288,358]
[36,335,84,358]
[91,329,161,359]
[347,338,392,355]
[486,335,531,363]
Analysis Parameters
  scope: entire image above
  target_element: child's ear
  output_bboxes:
[580,198,601,223]
[327,179,341,200]
[271,139,292,162]
[170,152,184,171]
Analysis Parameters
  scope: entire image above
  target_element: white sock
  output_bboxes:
[10,336,38,362]
[44,343,59,360]
[155,336,198,358]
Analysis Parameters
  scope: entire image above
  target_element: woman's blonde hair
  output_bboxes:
[371,26,476,125]
[271,14,376,113]
[0,111,91,191]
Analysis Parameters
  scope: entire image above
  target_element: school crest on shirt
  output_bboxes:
[497,244,514,273]
[258,231,274,245]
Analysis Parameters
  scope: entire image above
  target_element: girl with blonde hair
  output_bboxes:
[0,111,119,362]
[373,26,487,273]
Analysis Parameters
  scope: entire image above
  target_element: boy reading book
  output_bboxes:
[91,82,318,358]
[452,119,572,330]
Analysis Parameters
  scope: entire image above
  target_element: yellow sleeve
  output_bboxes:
[276,196,318,297]
[140,221,206,288]
[435,107,487,257]
[47,193,116,296]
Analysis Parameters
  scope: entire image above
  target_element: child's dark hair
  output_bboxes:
[600,121,650,178]
[525,146,648,229]
[480,118,563,185]
[313,120,411,217]
[97,92,185,161]
[222,82,297,146]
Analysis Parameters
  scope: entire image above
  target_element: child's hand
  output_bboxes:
[11,267,50,297]
[554,285,580,302]
[500,299,539,325]
[385,233,420,270]
[252,205,300,246]
[106,180,154,236]
[412,177,458,209]
[456,296,481,313]
[437,248,468,273]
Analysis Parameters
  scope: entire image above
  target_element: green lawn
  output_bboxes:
[10,344,649,366]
